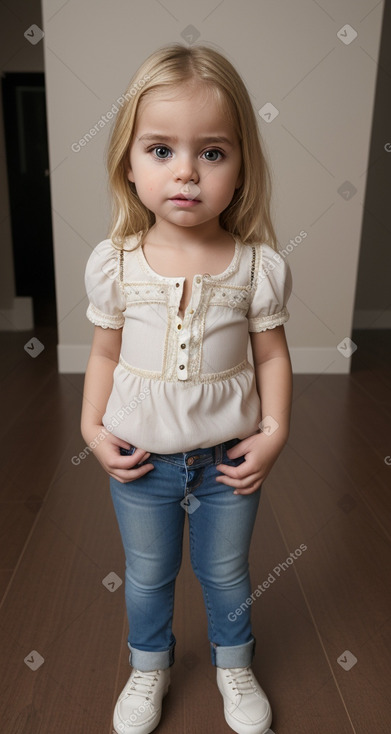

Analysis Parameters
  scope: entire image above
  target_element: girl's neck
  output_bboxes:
[145,220,232,251]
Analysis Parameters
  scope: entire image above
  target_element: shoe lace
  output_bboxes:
[226,667,255,694]
[126,669,160,700]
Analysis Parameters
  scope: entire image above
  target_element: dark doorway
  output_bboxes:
[2,72,57,328]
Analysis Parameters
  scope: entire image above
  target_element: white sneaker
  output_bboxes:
[112,668,170,734]
[216,666,272,734]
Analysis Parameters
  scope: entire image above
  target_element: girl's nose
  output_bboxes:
[173,155,199,183]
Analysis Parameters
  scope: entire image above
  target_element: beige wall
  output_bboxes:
[0,0,43,325]
[39,0,384,373]
[353,0,391,329]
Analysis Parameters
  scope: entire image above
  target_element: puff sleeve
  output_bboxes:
[247,244,292,332]
[84,239,126,329]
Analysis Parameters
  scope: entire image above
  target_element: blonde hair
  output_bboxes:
[106,43,278,251]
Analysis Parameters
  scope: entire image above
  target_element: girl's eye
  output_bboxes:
[148,146,224,162]
[151,146,171,159]
[203,149,224,162]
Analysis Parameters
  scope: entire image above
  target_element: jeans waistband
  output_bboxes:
[148,437,241,467]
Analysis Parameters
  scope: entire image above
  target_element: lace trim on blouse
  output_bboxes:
[248,308,289,332]
[86,303,124,329]
[119,354,251,384]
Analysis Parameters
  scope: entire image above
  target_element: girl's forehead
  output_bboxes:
[138,83,226,115]
[131,80,241,144]
[135,85,235,131]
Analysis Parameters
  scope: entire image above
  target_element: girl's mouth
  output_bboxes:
[169,198,201,208]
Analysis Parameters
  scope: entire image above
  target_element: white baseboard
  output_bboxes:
[0,297,33,330]
[289,347,351,374]
[353,309,391,329]
[58,344,352,375]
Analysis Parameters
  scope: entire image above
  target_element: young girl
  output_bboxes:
[81,43,292,734]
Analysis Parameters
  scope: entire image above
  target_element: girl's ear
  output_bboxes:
[126,165,135,183]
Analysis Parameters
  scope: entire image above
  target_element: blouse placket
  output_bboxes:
[172,274,206,381]
[117,242,258,384]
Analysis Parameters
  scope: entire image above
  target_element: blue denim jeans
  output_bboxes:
[109,437,261,671]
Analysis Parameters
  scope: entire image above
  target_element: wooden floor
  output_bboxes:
[0,327,390,733]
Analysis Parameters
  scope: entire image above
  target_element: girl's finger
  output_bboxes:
[216,469,261,487]
[110,463,154,482]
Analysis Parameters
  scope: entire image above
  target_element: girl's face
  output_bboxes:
[126,84,243,235]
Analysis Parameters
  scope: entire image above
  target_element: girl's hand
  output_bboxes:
[83,425,154,483]
[215,431,287,495]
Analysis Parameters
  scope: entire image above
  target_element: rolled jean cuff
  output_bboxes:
[128,641,175,671]
[211,637,256,668]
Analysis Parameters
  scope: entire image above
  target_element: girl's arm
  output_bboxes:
[81,326,123,440]
[81,326,153,482]
[216,324,292,495]
[250,324,292,442]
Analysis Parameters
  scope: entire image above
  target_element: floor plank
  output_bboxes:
[0,326,390,732]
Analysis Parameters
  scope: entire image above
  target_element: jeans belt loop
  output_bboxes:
[214,442,223,464]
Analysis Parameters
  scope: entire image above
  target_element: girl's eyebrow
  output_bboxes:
[138,133,234,147]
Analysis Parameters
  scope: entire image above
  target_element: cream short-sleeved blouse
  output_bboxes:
[85,231,292,454]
